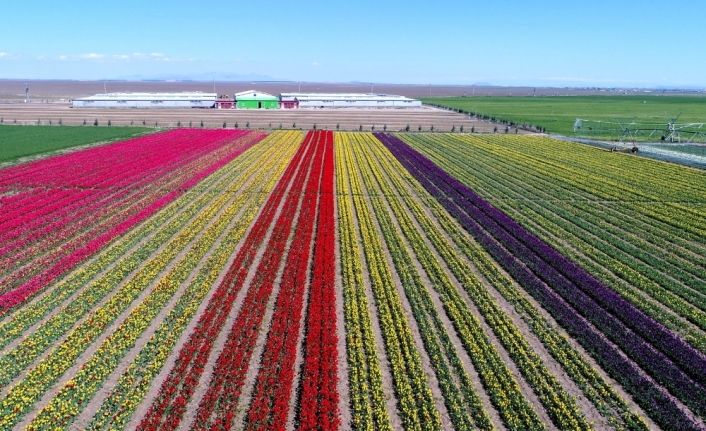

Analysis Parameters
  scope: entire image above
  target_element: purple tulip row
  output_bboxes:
[374,132,705,431]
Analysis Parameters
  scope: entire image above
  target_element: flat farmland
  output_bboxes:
[424,95,706,136]
[0,125,150,164]
[1,126,705,431]
[0,103,499,133]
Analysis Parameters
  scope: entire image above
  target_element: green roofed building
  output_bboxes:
[234,90,279,109]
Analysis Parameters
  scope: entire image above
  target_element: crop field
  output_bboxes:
[0,125,150,164]
[423,95,706,136]
[1,128,705,431]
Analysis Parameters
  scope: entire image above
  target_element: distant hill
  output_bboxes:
[116,72,277,82]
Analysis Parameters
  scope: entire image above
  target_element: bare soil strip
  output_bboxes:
[0,104,507,133]
[341,153,404,430]
[128,134,303,430]
[13,174,246,428]
[350,148,453,428]
[0,155,252,349]
[231,134,318,431]
[370,145,600,427]
[69,155,274,429]
[332,157,352,430]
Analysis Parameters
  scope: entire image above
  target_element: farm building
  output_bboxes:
[71,92,217,108]
[279,93,421,108]
[215,95,235,109]
[235,90,279,109]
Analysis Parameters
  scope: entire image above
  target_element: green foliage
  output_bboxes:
[0,126,150,163]
[422,95,706,137]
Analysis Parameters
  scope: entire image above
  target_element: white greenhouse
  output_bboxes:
[279,93,421,108]
[72,92,217,108]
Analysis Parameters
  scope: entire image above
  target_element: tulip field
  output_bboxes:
[1,127,705,430]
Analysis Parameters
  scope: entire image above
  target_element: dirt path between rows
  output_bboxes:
[286,143,324,431]
[342,157,404,430]
[349,143,454,428]
[12,169,249,430]
[126,138,301,431]
[332,156,352,429]
[0,166,243,353]
[70,160,272,430]
[364,150,507,431]
[230,138,316,431]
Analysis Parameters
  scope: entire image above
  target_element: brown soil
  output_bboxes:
[0,103,509,133]
[178,136,310,430]
[0,159,240,350]
[332,160,352,430]
[231,138,315,431]
[70,165,262,430]
[342,163,404,430]
[0,80,644,104]
[351,155,454,429]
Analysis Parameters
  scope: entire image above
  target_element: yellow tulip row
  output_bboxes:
[0,158,254,393]
[398,132,651,430]
[0,142,252,351]
[334,138,392,431]
[338,133,442,431]
[0,134,283,429]
[419,133,706,354]
[27,131,303,431]
[365,134,595,430]
[84,131,301,431]
[347,133,497,431]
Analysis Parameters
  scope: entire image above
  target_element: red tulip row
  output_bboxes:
[0,129,258,312]
[136,131,314,431]
[298,131,340,431]
[245,131,331,430]
[191,131,322,430]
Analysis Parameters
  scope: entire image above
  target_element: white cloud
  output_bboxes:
[312,62,322,66]
[0,52,8,58]
[79,53,105,59]
[56,52,189,62]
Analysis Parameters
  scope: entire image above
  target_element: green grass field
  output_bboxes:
[422,95,706,137]
[0,125,152,163]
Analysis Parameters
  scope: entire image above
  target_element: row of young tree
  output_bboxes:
[425,102,548,133]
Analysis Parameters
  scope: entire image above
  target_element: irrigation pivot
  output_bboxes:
[574,115,706,144]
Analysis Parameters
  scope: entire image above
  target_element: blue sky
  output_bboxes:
[1,0,704,87]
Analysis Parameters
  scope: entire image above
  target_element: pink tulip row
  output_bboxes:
[0,129,262,313]
[0,130,263,291]
[0,128,243,292]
